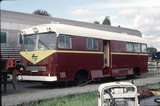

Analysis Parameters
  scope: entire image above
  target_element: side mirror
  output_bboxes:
[154,98,160,103]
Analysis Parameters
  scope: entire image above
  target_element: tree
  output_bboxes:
[32,9,51,16]
[102,16,111,26]
[93,21,100,24]
[147,47,157,56]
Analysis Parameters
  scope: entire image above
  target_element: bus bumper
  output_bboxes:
[17,75,57,82]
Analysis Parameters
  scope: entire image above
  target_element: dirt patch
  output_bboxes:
[138,83,160,98]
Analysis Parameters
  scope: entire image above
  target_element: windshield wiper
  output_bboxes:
[38,40,50,49]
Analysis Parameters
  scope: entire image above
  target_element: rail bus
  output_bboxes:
[17,23,148,83]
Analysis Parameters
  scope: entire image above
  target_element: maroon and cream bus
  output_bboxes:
[18,23,148,83]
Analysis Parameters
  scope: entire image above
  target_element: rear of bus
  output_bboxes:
[18,26,58,81]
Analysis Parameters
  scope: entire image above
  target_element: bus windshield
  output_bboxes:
[23,33,57,51]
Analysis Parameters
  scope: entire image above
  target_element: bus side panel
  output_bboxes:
[56,52,104,81]
[138,55,148,73]
[111,54,148,77]
[110,40,148,77]
[49,54,58,76]
[112,54,148,71]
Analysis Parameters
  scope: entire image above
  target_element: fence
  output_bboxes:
[148,60,160,75]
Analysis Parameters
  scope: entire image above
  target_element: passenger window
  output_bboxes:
[141,44,147,53]
[0,32,7,43]
[87,38,99,50]
[134,43,141,52]
[58,34,72,49]
[126,43,134,52]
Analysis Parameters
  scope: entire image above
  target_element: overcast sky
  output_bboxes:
[1,0,160,51]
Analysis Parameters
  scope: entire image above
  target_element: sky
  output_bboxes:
[1,0,160,51]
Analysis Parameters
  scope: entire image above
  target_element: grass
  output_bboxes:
[18,83,160,106]
[17,92,97,106]
[145,82,160,89]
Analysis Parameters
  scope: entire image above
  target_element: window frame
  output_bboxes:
[86,37,99,50]
[58,34,72,49]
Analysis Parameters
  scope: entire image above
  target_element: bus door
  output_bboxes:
[103,41,110,67]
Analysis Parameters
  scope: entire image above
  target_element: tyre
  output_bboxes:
[75,70,89,85]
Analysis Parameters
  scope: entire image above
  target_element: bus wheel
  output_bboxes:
[133,67,141,76]
[126,74,135,79]
[75,70,89,85]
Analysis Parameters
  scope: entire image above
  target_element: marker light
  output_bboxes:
[33,27,39,33]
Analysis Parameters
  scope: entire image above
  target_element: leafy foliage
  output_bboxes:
[33,9,51,16]
[147,47,157,56]
[93,21,100,24]
[102,16,111,25]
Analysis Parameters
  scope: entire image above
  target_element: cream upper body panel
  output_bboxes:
[21,23,147,44]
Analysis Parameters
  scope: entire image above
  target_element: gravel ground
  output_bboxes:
[140,96,160,106]
[2,74,160,106]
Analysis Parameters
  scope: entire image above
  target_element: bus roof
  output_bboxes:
[21,23,147,43]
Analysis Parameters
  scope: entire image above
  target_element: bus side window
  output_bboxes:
[134,43,141,53]
[58,34,72,49]
[141,44,147,53]
[126,42,134,52]
[86,38,99,50]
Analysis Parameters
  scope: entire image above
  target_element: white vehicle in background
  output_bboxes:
[98,82,140,106]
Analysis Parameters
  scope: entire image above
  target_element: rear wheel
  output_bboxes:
[127,67,140,79]
[75,70,89,85]
[134,67,141,76]
[126,74,135,79]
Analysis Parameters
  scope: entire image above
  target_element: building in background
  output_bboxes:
[1,10,142,61]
